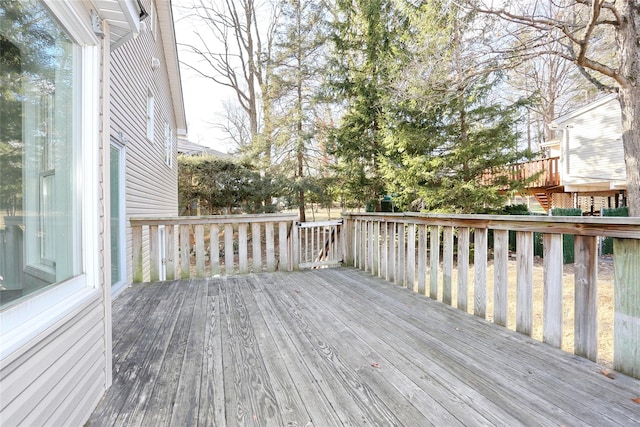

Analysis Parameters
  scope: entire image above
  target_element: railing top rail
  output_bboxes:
[342,212,640,239]
[297,220,343,228]
[130,213,298,226]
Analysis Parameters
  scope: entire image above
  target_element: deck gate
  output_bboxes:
[294,220,343,269]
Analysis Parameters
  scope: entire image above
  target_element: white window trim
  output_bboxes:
[0,1,102,362]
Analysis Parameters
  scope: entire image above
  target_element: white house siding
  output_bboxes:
[0,296,106,426]
[562,96,626,187]
[110,0,180,284]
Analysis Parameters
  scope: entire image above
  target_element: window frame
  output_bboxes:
[0,0,102,360]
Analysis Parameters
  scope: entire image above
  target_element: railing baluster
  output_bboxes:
[417,224,427,295]
[238,223,248,274]
[180,224,190,279]
[132,225,143,283]
[442,226,453,306]
[252,222,261,272]
[574,235,598,361]
[165,224,176,281]
[516,231,533,336]
[266,222,275,272]
[150,224,159,282]
[397,222,406,286]
[474,228,487,318]
[224,223,234,275]
[407,223,416,292]
[388,222,396,283]
[195,224,205,278]
[543,233,563,347]
[210,224,220,276]
[279,221,289,271]
[429,226,440,299]
[372,221,380,276]
[494,229,509,326]
[457,227,470,312]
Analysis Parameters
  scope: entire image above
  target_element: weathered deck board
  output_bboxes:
[88,268,640,427]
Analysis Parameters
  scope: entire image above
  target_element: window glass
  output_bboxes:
[0,0,81,308]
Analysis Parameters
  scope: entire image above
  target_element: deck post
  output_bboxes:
[613,238,640,379]
[574,235,598,362]
[343,217,354,267]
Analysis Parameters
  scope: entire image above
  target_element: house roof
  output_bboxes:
[550,93,618,127]
[177,139,231,158]
[156,1,187,136]
[94,0,146,49]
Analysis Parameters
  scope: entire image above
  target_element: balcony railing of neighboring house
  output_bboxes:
[482,157,561,189]
[341,212,640,380]
[130,214,344,282]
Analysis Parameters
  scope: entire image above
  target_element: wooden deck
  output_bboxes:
[87,268,640,426]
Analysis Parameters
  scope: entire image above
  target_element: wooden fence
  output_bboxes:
[342,212,640,379]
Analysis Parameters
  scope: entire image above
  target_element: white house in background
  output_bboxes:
[0,0,185,424]
[548,93,627,194]
[178,137,232,158]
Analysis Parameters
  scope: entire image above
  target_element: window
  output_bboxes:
[1,0,84,308]
[146,88,154,142]
[164,122,174,167]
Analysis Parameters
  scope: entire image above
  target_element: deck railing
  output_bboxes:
[130,214,345,282]
[130,214,298,281]
[342,212,640,379]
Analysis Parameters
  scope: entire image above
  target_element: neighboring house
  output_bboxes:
[548,93,627,211]
[178,137,231,158]
[510,94,627,213]
[0,1,185,424]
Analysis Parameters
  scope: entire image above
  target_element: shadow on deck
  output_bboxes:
[88,268,640,426]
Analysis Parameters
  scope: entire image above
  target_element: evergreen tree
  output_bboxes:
[327,0,406,208]
[380,2,533,213]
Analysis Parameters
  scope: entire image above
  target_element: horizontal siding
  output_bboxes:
[110,0,180,284]
[566,98,625,183]
[0,296,106,426]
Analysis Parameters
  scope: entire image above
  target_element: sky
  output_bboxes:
[172,1,234,153]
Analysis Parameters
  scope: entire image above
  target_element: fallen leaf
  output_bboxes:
[599,368,616,379]
[632,397,640,405]
[370,362,380,368]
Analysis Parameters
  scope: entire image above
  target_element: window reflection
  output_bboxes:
[0,0,80,308]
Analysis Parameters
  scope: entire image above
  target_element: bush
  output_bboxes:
[602,207,629,254]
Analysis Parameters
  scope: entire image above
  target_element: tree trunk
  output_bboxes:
[617,0,640,217]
